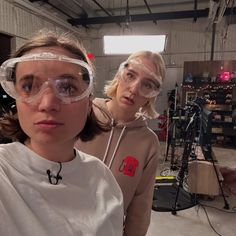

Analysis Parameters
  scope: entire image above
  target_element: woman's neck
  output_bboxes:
[25,139,75,162]
[106,99,136,123]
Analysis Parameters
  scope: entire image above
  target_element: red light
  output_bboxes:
[87,53,94,60]
[220,71,230,81]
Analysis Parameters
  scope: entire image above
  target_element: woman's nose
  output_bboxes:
[128,80,140,95]
[36,88,61,112]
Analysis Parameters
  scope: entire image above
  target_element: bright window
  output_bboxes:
[103,35,166,55]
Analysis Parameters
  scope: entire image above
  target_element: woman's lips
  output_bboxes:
[122,96,134,105]
[34,120,64,130]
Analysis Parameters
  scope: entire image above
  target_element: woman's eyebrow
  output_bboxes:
[17,74,35,81]
[126,67,139,76]
[129,68,156,81]
[56,73,78,79]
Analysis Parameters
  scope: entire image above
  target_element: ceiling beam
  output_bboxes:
[95,0,208,14]
[68,7,236,26]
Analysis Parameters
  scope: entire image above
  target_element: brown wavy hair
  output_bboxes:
[0,29,108,143]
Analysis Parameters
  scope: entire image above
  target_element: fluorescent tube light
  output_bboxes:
[103,35,166,55]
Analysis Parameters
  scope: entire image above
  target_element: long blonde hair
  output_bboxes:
[104,51,166,119]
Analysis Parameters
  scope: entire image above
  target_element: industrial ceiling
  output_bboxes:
[27,0,236,28]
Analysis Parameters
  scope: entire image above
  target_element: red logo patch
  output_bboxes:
[119,156,139,177]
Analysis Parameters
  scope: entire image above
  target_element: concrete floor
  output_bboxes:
[147,142,236,236]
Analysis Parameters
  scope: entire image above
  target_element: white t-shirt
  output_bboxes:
[0,142,123,236]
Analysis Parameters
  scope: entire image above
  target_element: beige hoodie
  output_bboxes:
[75,98,160,236]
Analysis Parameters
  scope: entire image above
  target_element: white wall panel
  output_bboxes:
[0,0,85,51]
[0,0,15,34]
[93,56,126,97]
[222,24,236,52]
[15,37,26,51]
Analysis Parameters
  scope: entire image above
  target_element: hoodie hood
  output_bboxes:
[92,98,148,129]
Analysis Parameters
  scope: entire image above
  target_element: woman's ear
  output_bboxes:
[88,95,93,114]
[85,94,94,116]
[143,100,150,107]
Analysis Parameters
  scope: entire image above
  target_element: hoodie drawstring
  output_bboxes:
[102,126,114,163]
[102,118,127,169]
[108,126,126,169]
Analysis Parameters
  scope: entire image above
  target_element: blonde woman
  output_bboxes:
[76,51,166,236]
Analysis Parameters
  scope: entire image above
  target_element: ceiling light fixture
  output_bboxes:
[103,35,166,55]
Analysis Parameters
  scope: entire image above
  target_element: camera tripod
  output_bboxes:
[172,103,230,214]
[153,100,230,213]
[152,109,198,213]
[171,111,198,214]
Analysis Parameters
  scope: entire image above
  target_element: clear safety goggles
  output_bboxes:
[0,52,93,104]
[118,59,162,98]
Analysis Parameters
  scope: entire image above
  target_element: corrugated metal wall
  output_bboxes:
[0,0,84,50]
[82,18,236,116]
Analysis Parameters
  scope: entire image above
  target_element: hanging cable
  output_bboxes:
[91,0,122,27]
[143,0,157,25]
[125,0,131,27]
[221,0,235,60]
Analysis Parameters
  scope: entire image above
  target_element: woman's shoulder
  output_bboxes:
[133,123,159,141]
[76,149,122,189]
[76,149,123,202]
[76,149,116,175]
[76,149,106,166]
[93,98,109,109]
[0,142,22,157]
[92,98,112,123]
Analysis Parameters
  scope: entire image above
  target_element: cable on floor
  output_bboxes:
[160,167,178,177]
[199,202,236,213]
[198,202,232,236]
